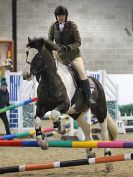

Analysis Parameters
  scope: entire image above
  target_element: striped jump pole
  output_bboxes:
[0,124,70,140]
[0,140,133,148]
[0,153,132,174]
[0,97,39,114]
[0,127,54,140]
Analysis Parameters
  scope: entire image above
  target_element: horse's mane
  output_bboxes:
[27,37,59,54]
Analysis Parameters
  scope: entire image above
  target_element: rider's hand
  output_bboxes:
[57,45,68,55]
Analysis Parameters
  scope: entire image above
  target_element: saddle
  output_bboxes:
[66,64,82,89]
[66,64,95,90]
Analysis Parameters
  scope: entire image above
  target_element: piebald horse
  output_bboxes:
[22,37,117,172]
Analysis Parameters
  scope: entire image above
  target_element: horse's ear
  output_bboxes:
[27,37,32,47]
[28,37,31,43]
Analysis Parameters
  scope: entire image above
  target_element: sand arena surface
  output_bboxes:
[0,119,133,177]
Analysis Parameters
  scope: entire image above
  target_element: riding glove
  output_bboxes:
[58,45,69,56]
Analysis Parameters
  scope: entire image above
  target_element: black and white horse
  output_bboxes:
[22,37,117,172]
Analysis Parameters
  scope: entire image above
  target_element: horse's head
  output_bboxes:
[22,37,59,80]
[22,37,45,80]
[26,37,45,50]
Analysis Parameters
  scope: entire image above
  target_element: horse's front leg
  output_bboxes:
[50,110,66,134]
[34,103,48,150]
[100,118,113,172]
[50,101,70,134]
[77,112,96,158]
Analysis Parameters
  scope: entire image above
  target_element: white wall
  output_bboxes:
[109,74,133,105]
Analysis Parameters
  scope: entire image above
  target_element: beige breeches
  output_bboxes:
[72,57,87,80]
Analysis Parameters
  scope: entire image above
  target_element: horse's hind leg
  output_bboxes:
[92,104,113,172]
[77,111,95,158]
[99,118,111,153]
[99,118,113,172]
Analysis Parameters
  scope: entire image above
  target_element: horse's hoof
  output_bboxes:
[87,152,96,159]
[105,163,113,172]
[58,129,66,134]
[54,128,66,135]
[38,139,48,150]
[86,148,96,159]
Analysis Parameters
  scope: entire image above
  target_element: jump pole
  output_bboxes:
[0,97,39,114]
[0,140,133,148]
[0,124,70,140]
[0,127,54,140]
[0,153,132,174]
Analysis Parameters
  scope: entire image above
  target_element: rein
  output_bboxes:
[58,44,72,67]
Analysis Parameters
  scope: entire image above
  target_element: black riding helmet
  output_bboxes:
[54,6,68,20]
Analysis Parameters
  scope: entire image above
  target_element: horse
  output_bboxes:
[22,37,118,172]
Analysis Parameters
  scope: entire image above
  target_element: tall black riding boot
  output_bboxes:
[81,79,96,107]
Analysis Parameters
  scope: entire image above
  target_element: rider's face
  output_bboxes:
[56,14,66,23]
[1,85,7,92]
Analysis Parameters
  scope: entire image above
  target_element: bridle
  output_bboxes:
[25,48,47,75]
[26,48,32,65]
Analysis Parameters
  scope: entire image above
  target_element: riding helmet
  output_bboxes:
[54,5,68,19]
[1,77,7,87]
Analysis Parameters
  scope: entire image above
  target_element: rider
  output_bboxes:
[48,5,96,107]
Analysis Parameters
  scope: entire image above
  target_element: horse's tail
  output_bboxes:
[106,114,118,140]
[90,76,107,120]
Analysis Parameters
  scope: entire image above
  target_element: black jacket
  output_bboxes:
[0,89,10,109]
[48,21,81,61]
